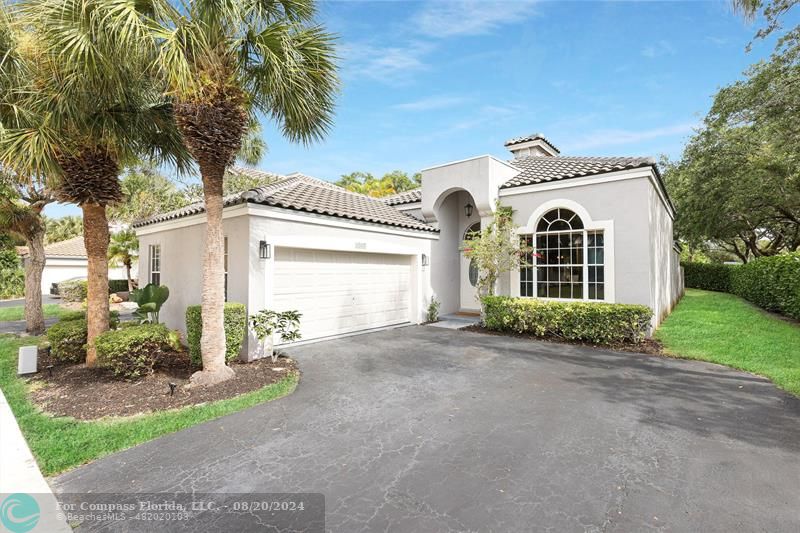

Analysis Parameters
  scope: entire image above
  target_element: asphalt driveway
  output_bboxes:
[53,326,800,532]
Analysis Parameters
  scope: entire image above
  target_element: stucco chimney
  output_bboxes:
[505,133,560,158]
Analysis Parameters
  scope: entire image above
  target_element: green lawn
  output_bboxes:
[656,288,800,397]
[0,335,298,476]
[0,304,68,322]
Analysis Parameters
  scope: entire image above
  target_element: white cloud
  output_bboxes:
[341,41,432,84]
[414,0,538,38]
[641,40,676,58]
[563,122,697,151]
[393,95,471,111]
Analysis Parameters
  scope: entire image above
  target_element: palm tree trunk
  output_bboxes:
[23,228,46,335]
[190,162,234,386]
[125,260,133,293]
[82,203,110,367]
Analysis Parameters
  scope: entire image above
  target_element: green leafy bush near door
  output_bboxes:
[482,296,653,344]
[186,303,247,365]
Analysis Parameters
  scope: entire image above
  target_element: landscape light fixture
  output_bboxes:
[169,382,177,396]
[259,240,271,259]
[464,202,474,217]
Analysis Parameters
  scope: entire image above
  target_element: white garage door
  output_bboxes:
[273,248,412,343]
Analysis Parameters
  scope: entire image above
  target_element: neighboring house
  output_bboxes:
[134,134,683,356]
[18,236,136,294]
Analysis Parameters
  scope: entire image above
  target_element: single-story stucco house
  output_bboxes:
[17,235,136,294]
[133,134,683,355]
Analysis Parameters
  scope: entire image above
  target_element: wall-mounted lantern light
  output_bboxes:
[421,254,429,266]
[464,202,474,217]
[259,240,271,259]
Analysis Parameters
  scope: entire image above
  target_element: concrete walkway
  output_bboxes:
[426,313,480,329]
[0,388,70,532]
[51,326,800,532]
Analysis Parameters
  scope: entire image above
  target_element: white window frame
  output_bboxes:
[512,199,615,303]
[149,244,161,285]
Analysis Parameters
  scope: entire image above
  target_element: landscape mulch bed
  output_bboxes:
[27,349,298,421]
[460,324,664,355]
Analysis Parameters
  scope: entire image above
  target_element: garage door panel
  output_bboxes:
[273,248,412,342]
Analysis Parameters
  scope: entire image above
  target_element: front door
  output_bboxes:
[459,222,481,312]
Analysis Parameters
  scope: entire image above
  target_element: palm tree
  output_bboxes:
[1,1,190,365]
[139,0,339,385]
[108,229,139,293]
[44,215,83,244]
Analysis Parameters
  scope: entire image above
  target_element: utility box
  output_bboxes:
[18,345,37,375]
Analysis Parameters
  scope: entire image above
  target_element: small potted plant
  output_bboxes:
[249,309,302,362]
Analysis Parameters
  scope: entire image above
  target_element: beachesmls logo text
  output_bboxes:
[0,493,40,533]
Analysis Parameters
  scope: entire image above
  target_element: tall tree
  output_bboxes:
[108,229,139,292]
[135,0,338,385]
[109,163,187,224]
[1,1,189,365]
[0,178,52,333]
[44,215,82,244]
[335,170,420,197]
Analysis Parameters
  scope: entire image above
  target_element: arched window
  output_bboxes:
[520,208,605,300]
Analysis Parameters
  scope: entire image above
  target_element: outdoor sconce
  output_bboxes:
[259,240,271,259]
[464,202,474,217]
[422,254,429,266]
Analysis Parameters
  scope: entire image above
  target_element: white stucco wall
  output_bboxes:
[500,177,654,308]
[429,192,462,314]
[648,186,684,327]
[26,257,136,294]
[137,205,436,356]
[136,211,250,339]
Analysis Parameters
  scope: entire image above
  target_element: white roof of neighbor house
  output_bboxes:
[18,236,87,259]
[134,168,437,233]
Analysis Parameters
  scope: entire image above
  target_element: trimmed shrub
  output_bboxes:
[60,310,120,328]
[482,296,653,344]
[109,279,129,293]
[95,324,180,380]
[0,268,24,299]
[58,279,87,302]
[730,252,800,320]
[186,302,247,365]
[46,319,87,363]
[682,262,736,292]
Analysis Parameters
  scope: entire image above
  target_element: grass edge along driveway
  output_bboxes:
[656,288,800,397]
[0,335,298,476]
[0,304,68,322]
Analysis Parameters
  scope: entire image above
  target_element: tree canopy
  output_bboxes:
[335,170,421,197]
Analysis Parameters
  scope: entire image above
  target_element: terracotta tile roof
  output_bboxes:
[382,188,422,206]
[504,133,560,154]
[134,168,436,233]
[501,155,657,188]
[18,236,87,258]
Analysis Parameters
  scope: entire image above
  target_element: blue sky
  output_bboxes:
[46,0,795,217]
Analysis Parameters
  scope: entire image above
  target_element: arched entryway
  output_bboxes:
[461,221,481,311]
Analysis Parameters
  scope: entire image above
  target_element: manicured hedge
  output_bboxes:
[60,309,120,328]
[58,279,87,302]
[46,319,87,363]
[95,324,179,380]
[682,262,736,292]
[482,296,653,344]
[108,279,129,293]
[730,252,800,320]
[186,303,247,365]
